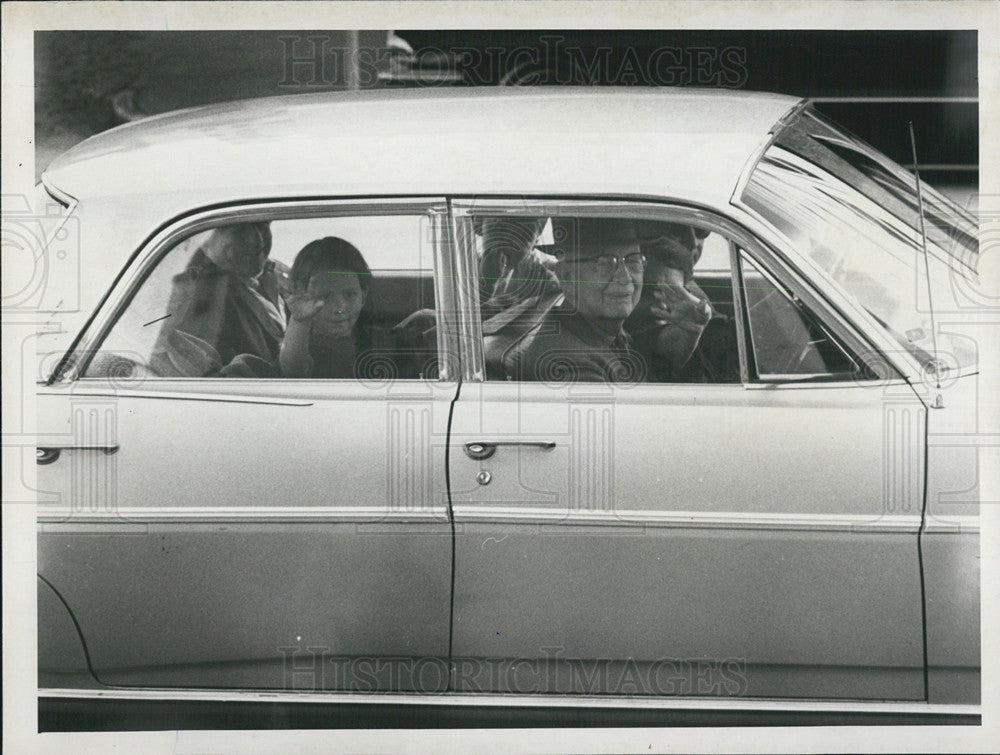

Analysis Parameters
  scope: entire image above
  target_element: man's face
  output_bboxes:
[209,223,271,278]
[558,239,644,323]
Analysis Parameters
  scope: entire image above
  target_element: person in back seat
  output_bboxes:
[151,221,289,376]
[518,218,648,383]
[626,223,713,380]
[478,216,559,317]
[279,237,429,379]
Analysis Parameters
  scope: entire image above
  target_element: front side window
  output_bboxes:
[83,213,440,381]
[457,203,877,386]
[739,251,860,381]
[459,208,742,385]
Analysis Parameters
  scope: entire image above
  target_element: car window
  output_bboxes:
[83,213,439,381]
[741,113,978,373]
[463,211,742,384]
[738,250,863,381]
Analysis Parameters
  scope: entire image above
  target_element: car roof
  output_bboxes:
[44,87,802,210]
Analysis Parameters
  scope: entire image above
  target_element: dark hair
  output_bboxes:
[291,236,372,292]
[290,236,374,327]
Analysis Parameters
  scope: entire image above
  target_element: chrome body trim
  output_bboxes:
[922,515,981,534]
[451,507,922,532]
[37,506,449,525]
[37,687,980,716]
[40,386,314,406]
[38,506,924,532]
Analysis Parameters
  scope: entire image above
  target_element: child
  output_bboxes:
[280,237,423,379]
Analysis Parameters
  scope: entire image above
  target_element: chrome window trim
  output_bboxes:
[730,98,809,203]
[448,197,902,388]
[729,237,753,384]
[428,206,461,383]
[57,197,454,385]
[443,199,481,381]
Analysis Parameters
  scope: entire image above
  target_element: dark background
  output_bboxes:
[35,30,977,203]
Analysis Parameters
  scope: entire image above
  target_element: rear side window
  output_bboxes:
[83,213,441,381]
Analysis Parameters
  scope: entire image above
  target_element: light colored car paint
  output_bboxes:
[36,87,979,711]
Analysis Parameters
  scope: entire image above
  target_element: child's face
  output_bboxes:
[307,271,365,339]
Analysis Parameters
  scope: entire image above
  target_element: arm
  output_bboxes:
[153,262,232,366]
[647,274,713,373]
[278,292,323,377]
[479,217,548,307]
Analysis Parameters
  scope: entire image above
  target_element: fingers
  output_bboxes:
[288,293,324,321]
[649,285,711,324]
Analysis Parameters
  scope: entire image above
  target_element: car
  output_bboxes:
[34,87,981,728]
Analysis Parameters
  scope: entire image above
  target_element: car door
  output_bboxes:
[446,199,927,700]
[37,199,458,692]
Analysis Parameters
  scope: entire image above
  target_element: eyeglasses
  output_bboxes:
[573,253,647,277]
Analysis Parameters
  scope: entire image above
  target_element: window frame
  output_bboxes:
[449,197,894,387]
[58,197,458,387]
[736,247,872,383]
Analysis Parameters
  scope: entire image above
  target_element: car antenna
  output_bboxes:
[908,121,942,395]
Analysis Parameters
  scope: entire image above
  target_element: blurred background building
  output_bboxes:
[35,30,977,205]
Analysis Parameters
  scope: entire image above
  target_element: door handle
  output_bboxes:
[37,446,119,465]
[463,441,556,461]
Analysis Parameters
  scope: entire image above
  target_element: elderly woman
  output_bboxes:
[152,221,289,375]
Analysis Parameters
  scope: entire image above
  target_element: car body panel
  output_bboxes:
[448,379,926,699]
[44,88,799,208]
[37,576,95,688]
[922,373,983,703]
[37,381,456,690]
